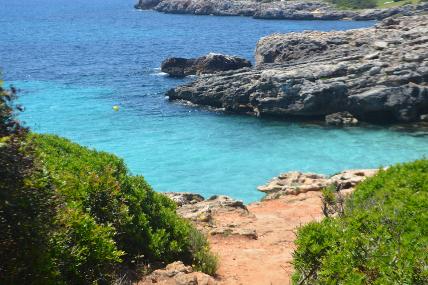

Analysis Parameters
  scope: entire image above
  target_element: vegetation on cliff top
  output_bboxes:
[292,159,428,284]
[0,82,217,284]
[326,0,423,9]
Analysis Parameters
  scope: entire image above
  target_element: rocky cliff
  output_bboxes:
[136,0,428,21]
[167,14,428,123]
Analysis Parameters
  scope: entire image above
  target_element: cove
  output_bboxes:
[1,0,427,203]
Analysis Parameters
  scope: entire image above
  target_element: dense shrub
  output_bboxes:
[32,133,218,281]
[0,85,57,284]
[327,0,377,9]
[292,159,428,284]
[1,81,217,284]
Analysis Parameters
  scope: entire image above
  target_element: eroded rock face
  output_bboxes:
[135,0,428,21]
[167,15,428,123]
[258,169,379,200]
[137,261,217,285]
[161,53,252,77]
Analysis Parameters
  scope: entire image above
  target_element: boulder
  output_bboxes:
[160,57,196,77]
[137,261,217,285]
[258,169,379,200]
[161,53,251,77]
[164,192,205,206]
[325,111,358,126]
[135,0,161,9]
[163,192,253,238]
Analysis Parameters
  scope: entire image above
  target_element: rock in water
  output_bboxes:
[161,53,251,77]
[325,112,358,126]
[134,0,161,9]
[167,15,428,124]
[160,57,197,77]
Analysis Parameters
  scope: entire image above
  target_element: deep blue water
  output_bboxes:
[1,0,427,203]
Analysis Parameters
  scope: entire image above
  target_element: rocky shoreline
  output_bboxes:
[163,167,378,235]
[167,14,428,124]
[135,0,428,21]
[144,167,378,284]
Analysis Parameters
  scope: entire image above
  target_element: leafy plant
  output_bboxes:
[292,160,428,284]
[327,0,377,9]
[1,80,217,284]
[0,84,57,284]
[188,227,219,276]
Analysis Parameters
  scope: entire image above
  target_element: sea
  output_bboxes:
[1,0,427,203]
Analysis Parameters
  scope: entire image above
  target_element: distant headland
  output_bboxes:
[135,0,428,21]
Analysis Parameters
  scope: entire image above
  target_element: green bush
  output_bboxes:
[32,135,217,280]
[52,207,123,285]
[1,81,217,284]
[327,0,377,9]
[292,159,428,284]
[0,85,58,285]
[188,227,219,276]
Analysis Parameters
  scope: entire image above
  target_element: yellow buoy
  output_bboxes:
[113,105,119,111]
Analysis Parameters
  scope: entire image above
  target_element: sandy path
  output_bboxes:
[209,191,324,285]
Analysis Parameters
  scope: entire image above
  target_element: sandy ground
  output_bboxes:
[209,191,324,285]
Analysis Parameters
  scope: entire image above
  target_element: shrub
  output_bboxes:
[52,207,123,285]
[292,159,428,284]
[327,0,377,9]
[1,80,217,284]
[0,85,57,284]
[32,134,218,278]
[188,227,219,276]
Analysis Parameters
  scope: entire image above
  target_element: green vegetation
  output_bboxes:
[0,85,58,284]
[327,0,422,9]
[327,0,377,9]
[376,0,422,9]
[0,82,217,284]
[292,159,428,284]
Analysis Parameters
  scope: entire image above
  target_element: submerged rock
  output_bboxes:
[161,53,251,77]
[167,14,428,124]
[135,0,428,21]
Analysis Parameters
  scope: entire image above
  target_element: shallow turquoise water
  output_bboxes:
[2,0,427,202]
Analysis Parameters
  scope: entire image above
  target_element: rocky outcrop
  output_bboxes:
[258,169,379,200]
[161,53,251,77]
[135,0,428,21]
[325,111,358,126]
[167,15,428,123]
[137,261,217,285]
[163,193,256,238]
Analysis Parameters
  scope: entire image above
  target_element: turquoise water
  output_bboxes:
[1,0,427,203]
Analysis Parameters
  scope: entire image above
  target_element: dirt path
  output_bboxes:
[209,191,324,285]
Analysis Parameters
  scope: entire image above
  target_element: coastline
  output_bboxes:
[135,0,428,21]
[167,14,428,125]
[150,167,379,284]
